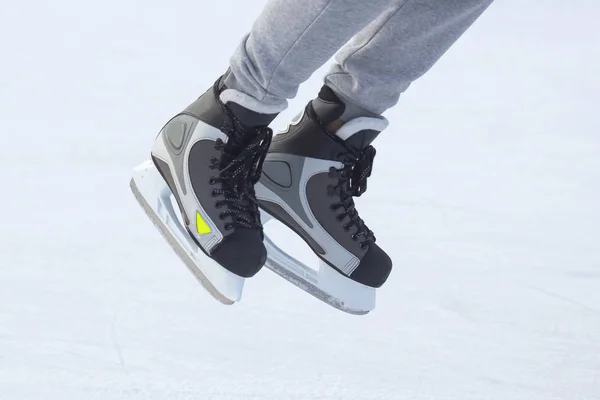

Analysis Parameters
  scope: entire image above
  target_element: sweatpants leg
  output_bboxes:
[325,0,495,114]
[225,0,396,112]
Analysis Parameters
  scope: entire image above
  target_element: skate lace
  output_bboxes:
[328,145,377,248]
[308,104,378,248]
[208,102,273,231]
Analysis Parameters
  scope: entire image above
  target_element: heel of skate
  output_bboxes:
[260,210,376,315]
[129,160,245,305]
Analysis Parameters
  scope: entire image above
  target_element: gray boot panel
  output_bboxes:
[160,114,199,196]
[260,154,313,228]
[305,172,367,259]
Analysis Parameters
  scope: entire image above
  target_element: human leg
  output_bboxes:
[224,0,399,112]
[325,0,495,114]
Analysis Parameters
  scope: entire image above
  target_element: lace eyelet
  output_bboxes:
[330,204,337,211]
[224,223,233,231]
[209,178,216,185]
[219,213,225,220]
[359,243,367,250]
[343,224,350,232]
[351,234,358,241]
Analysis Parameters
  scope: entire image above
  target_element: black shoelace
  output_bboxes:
[208,102,273,231]
[308,103,378,248]
[328,145,377,248]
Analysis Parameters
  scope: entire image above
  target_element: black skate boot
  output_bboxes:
[255,85,392,314]
[130,75,277,304]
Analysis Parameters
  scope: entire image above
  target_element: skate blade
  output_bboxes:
[260,210,376,315]
[129,160,244,305]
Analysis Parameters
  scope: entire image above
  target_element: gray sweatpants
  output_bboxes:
[225,0,494,115]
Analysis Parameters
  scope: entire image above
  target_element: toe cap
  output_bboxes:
[211,228,267,278]
[349,242,393,288]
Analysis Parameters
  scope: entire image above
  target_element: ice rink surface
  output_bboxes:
[1,1,598,399]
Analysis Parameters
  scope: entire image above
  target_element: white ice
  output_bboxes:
[1,1,599,399]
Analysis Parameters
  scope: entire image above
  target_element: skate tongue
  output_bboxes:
[311,87,388,149]
[218,88,280,128]
[311,96,346,126]
[335,117,388,149]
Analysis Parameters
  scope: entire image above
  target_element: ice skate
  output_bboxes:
[130,75,277,304]
[256,86,393,314]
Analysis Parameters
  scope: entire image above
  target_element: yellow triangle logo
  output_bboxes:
[196,212,212,235]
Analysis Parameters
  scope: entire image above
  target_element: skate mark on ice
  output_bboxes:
[435,296,480,323]
[523,284,600,315]
[110,312,125,367]
[566,270,600,279]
